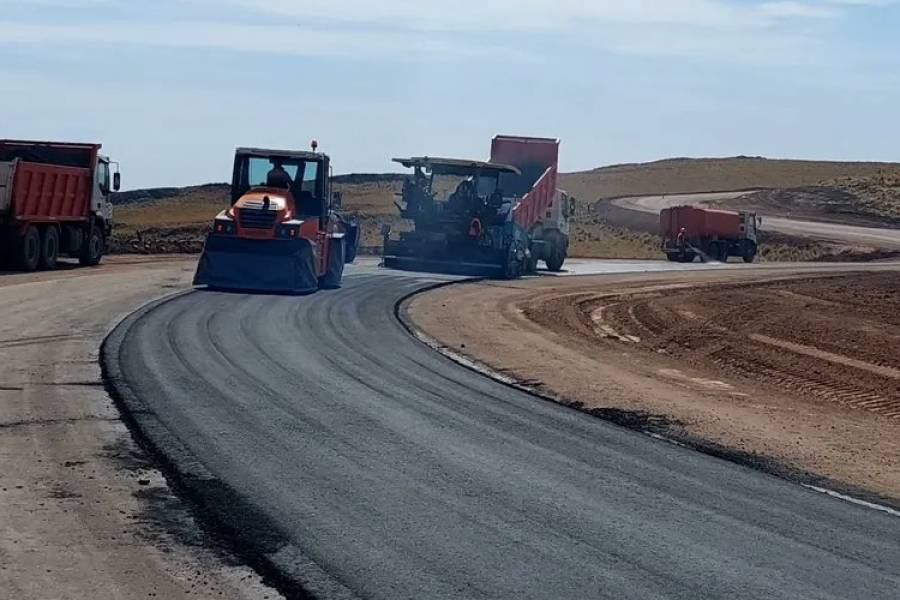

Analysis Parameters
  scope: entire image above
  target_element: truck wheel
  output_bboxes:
[40,226,60,270]
[79,225,104,266]
[545,250,565,272]
[544,230,569,273]
[503,258,522,279]
[503,242,525,279]
[16,225,41,271]
[718,243,729,263]
[344,224,360,264]
[742,240,757,263]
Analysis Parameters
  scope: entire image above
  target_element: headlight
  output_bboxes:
[213,219,235,235]
[278,224,301,239]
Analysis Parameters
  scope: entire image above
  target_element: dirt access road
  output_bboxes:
[408,262,900,505]
[0,256,278,600]
[613,192,900,250]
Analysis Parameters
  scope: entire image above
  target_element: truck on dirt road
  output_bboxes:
[660,205,759,263]
[193,144,360,293]
[0,140,120,271]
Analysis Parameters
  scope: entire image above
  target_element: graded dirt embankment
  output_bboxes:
[0,256,277,600]
[407,265,900,504]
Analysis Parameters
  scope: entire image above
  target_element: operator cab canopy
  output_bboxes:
[393,156,520,178]
[231,147,330,216]
[394,157,521,202]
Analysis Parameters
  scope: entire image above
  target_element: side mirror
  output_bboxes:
[113,172,121,192]
[381,223,392,237]
[332,191,343,209]
[568,197,577,217]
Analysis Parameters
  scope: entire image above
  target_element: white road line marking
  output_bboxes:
[802,485,900,518]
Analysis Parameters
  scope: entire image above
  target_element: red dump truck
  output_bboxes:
[660,205,759,263]
[490,135,575,271]
[0,140,119,270]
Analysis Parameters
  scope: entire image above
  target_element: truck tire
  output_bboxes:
[742,241,757,263]
[544,232,568,272]
[16,225,41,271]
[344,223,360,264]
[40,226,60,270]
[79,224,104,266]
[503,242,526,279]
[718,242,729,263]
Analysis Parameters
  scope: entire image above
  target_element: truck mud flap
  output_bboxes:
[193,234,318,294]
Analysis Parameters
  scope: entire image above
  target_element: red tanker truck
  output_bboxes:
[0,140,119,271]
[660,205,759,263]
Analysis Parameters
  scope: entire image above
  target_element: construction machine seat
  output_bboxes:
[296,190,322,217]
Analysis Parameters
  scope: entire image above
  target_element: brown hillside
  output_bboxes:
[560,157,900,202]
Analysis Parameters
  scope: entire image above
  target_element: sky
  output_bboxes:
[1,0,899,189]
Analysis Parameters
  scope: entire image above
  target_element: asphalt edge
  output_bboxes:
[101,290,361,600]
[394,279,900,516]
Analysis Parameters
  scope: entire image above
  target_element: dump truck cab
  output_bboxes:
[194,145,359,293]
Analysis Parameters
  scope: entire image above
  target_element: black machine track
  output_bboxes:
[104,267,900,600]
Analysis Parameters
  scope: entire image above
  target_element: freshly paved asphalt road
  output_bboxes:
[106,265,900,600]
[613,192,900,250]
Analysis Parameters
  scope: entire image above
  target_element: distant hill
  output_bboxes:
[559,157,900,202]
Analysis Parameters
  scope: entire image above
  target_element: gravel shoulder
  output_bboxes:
[407,263,900,504]
[0,256,278,600]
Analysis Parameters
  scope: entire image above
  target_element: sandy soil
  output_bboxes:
[0,256,280,599]
[407,265,900,504]
[559,157,900,204]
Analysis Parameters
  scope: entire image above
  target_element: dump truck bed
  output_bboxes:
[0,161,94,222]
[660,206,743,239]
[490,136,560,231]
[0,140,99,223]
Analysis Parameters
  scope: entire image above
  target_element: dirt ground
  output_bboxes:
[0,256,280,599]
[407,265,900,504]
[559,156,900,204]
[716,184,900,229]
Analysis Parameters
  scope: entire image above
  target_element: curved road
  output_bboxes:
[106,266,900,599]
[613,192,900,250]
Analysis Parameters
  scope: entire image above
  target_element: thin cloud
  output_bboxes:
[0,20,513,61]
[0,0,887,66]
[187,0,874,30]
